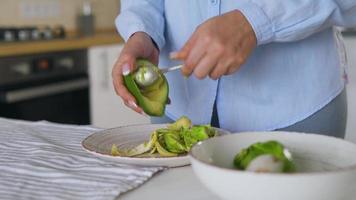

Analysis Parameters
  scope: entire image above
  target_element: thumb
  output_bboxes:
[119,52,137,76]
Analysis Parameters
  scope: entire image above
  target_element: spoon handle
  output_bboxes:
[160,65,183,74]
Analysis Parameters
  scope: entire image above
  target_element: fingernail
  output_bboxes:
[169,52,178,59]
[181,66,190,79]
[128,101,138,109]
[141,111,148,117]
[122,63,130,76]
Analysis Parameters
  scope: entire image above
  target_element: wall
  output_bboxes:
[0,0,120,31]
[344,35,356,143]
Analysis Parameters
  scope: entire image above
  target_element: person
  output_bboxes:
[112,0,356,138]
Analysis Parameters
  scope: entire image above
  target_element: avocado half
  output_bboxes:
[123,59,169,116]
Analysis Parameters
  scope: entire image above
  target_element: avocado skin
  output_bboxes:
[123,60,169,116]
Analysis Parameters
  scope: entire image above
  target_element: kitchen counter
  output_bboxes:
[0,32,123,57]
[0,116,220,200]
[0,117,163,200]
[120,166,221,200]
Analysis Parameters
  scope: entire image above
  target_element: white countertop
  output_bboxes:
[119,166,221,200]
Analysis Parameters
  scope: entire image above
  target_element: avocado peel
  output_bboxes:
[123,59,169,116]
[111,116,218,157]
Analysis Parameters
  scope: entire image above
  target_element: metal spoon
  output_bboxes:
[135,65,183,87]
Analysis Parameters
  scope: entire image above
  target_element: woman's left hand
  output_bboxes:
[171,10,257,80]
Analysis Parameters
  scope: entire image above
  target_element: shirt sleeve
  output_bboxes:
[237,0,356,45]
[116,0,165,50]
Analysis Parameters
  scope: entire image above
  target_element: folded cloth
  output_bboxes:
[0,118,163,200]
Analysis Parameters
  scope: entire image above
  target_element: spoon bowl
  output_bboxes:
[134,64,183,87]
[134,64,159,87]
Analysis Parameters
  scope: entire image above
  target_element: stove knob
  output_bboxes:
[30,28,41,40]
[18,29,31,41]
[4,30,15,42]
[11,63,31,75]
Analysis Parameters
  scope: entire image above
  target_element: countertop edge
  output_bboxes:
[0,32,124,57]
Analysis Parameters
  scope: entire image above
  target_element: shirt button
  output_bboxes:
[210,0,218,5]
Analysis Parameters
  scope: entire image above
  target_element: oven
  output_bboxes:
[0,49,90,124]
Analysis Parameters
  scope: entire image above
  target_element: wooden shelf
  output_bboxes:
[0,32,123,57]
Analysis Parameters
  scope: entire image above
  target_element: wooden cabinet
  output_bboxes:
[88,44,149,128]
[344,35,356,143]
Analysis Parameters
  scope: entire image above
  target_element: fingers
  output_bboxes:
[210,58,235,80]
[169,10,256,81]
[118,50,137,74]
[123,100,144,114]
[223,54,246,76]
[112,58,126,96]
[225,65,240,76]
[111,32,162,115]
[112,53,135,96]
[182,41,207,77]
[193,52,219,80]
[112,51,144,114]
[112,64,145,114]
[170,27,222,79]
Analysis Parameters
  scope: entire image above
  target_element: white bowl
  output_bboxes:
[189,131,356,200]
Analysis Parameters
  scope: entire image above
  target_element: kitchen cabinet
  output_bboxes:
[88,44,149,128]
[0,32,121,58]
[344,35,356,143]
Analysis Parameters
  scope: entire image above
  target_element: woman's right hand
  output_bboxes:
[112,32,159,114]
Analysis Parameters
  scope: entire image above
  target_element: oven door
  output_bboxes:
[0,76,90,125]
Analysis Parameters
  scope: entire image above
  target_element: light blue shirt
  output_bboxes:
[116,0,356,132]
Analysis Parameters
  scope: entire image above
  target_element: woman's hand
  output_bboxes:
[171,10,257,80]
[112,32,159,114]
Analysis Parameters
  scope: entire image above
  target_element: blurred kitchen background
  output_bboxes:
[0,0,149,128]
[0,0,355,142]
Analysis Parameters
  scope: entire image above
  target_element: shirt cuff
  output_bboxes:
[115,16,165,50]
[237,2,274,45]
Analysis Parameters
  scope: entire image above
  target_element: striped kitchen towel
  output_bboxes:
[0,118,163,200]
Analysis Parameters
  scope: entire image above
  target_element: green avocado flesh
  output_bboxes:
[111,116,218,157]
[123,59,169,116]
[233,140,296,173]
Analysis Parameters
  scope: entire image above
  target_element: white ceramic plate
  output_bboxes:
[82,124,230,167]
